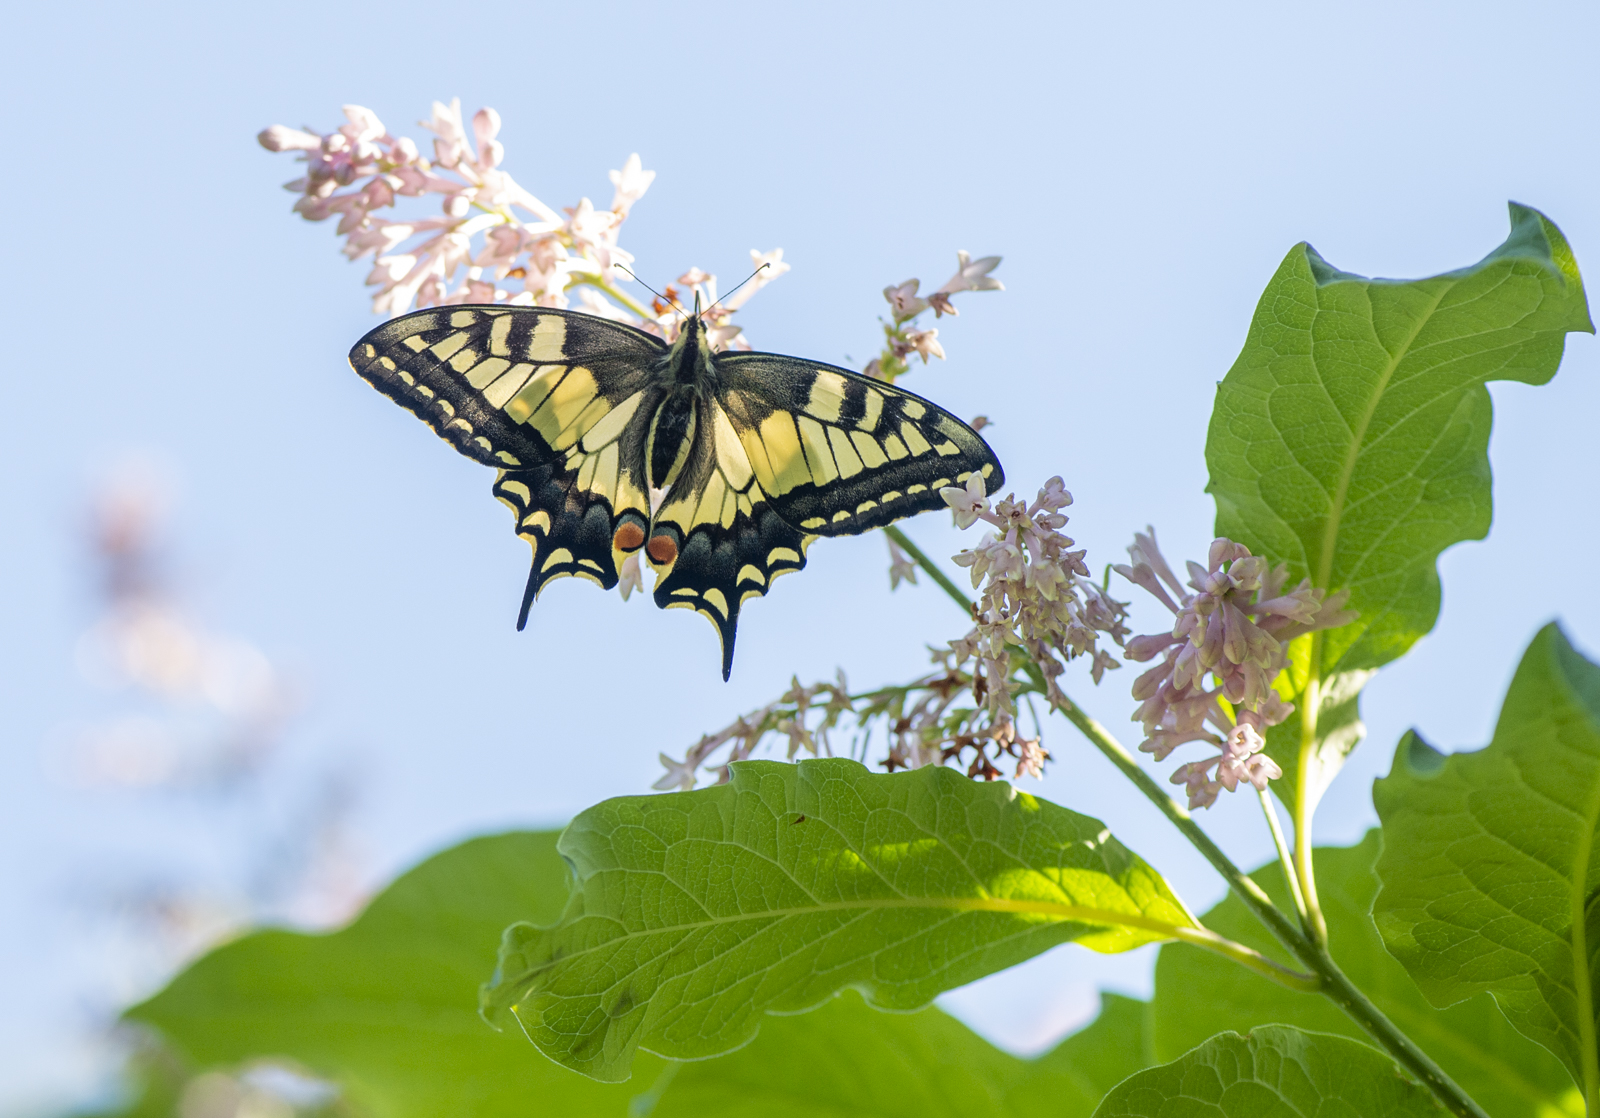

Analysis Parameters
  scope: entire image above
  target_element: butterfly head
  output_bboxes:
[665,290,716,385]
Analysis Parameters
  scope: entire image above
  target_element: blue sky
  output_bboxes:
[4,0,1600,1111]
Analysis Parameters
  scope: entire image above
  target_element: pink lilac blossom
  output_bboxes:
[259,101,785,350]
[1114,530,1356,809]
[940,475,1131,757]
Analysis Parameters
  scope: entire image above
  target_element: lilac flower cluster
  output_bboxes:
[655,676,854,790]
[941,475,1131,727]
[1115,531,1355,808]
[865,252,1003,383]
[259,101,786,345]
[654,657,1050,790]
[874,650,1049,780]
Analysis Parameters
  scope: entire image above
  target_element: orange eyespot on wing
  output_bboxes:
[614,522,646,552]
[646,535,678,564]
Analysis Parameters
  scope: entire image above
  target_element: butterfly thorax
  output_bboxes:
[645,314,718,489]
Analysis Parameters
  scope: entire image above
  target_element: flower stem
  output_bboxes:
[572,276,655,319]
[1049,695,1309,956]
[886,525,1491,1118]
[1258,787,1309,925]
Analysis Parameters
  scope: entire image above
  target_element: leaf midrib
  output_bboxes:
[505,896,1195,988]
[1313,279,1452,590]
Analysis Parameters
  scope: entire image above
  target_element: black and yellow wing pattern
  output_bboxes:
[350,304,1002,678]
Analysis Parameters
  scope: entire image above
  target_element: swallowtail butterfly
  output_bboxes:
[350,303,1003,678]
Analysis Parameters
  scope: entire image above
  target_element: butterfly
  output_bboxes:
[349,302,1003,679]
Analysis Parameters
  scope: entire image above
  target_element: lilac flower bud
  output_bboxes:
[1208,538,1251,570]
[472,107,501,148]
[1124,632,1178,662]
[258,125,322,152]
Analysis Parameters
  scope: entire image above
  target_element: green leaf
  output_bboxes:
[1205,203,1591,810]
[1091,1026,1444,1117]
[129,831,646,1116]
[484,757,1198,1081]
[126,824,1158,1118]
[1154,833,1581,1118]
[1373,622,1600,1108]
[1005,993,1156,1117]
[654,990,1153,1118]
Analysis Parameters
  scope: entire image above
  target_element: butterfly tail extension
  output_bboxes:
[516,565,539,631]
[494,464,622,625]
[651,507,811,680]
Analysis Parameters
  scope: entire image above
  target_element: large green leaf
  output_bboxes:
[655,990,1153,1118]
[1205,203,1591,810]
[1374,622,1600,1107]
[126,825,1157,1118]
[1092,1027,1443,1117]
[484,757,1198,1081]
[129,831,644,1116]
[1154,833,1580,1118]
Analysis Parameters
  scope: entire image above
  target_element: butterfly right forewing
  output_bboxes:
[713,352,1002,537]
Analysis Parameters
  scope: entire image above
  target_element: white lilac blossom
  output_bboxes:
[1114,530,1356,809]
[941,476,1131,756]
[866,252,1004,383]
[259,101,785,349]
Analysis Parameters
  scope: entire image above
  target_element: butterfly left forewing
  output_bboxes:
[714,353,1002,537]
[646,401,811,679]
[350,306,663,619]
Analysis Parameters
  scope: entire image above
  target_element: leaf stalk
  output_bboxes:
[1257,786,1308,925]
[1295,638,1329,945]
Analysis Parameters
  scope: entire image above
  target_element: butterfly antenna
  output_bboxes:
[705,263,771,316]
[614,264,687,320]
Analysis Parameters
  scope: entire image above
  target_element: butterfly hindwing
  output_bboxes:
[714,352,1003,535]
[350,307,664,610]
[645,400,812,678]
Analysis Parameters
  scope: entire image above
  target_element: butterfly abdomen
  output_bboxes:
[645,389,698,490]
